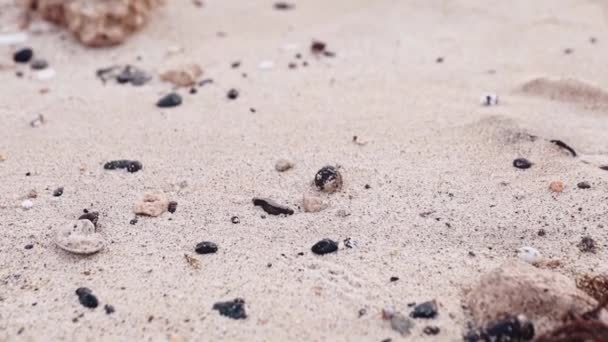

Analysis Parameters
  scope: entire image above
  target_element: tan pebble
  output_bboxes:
[54,219,105,255]
[160,63,203,87]
[275,159,294,172]
[27,189,37,199]
[134,192,168,217]
[302,193,327,213]
[0,153,6,161]
[549,181,565,192]
[169,334,185,342]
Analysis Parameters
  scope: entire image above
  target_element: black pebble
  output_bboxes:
[75,287,98,309]
[14,48,33,63]
[274,2,294,10]
[168,201,178,214]
[156,93,182,108]
[104,160,142,173]
[512,158,532,169]
[24,244,33,250]
[364,184,371,189]
[311,41,326,54]
[227,88,239,100]
[578,236,597,253]
[53,187,64,197]
[79,212,99,227]
[311,239,338,255]
[435,57,444,63]
[30,59,48,70]
[231,216,240,224]
[314,166,342,192]
[195,241,218,254]
[423,326,440,335]
[129,218,138,225]
[252,198,294,216]
[537,229,546,237]
[212,298,247,319]
[390,276,399,282]
[104,304,115,314]
[577,181,591,189]
[410,300,438,319]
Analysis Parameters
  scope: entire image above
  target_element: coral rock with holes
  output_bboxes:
[54,219,105,254]
[465,261,608,335]
[24,0,163,47]
[133,192,169,217]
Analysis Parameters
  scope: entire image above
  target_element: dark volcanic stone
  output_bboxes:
[213,298,247,319]
[577,181,591,189]
[410,300,438,319]
[103,160,142,173]
[168,201,178,214]
[513,158,532,169]
[104,304,115,314]
[314,166,343,193]
[195,241,218,254]
[30,59,48,70]
[75,287,98,308]
[24,244,33,250]
[157,93,182,108]
[252,198,294,216]
[311,41,326,54]
[79,212,99,228]
[53,187,64,197]
[14,48,33,63]
[464,315,534,342]
[311,239,338,255]
[390,276,399,282]
[231,216,240,224]
[227,88,239,100]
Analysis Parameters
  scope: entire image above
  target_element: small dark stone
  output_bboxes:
[358,308,367,317]
[513,158,532,169]
[311,239,338,255]
[25,172,31,176]
[390,276,399,282]
[343,237,353,248]
[96,65,151,86]
[79,212,99,228]
[578,236,597,253]
[423,326,440,335]
[249,108,256,113]
[564,48,573,54]
[24,244,33,250]
[157,93,182,108]
[314,166,343,193]
[381,339,392,342]
[311,41,326,54]
[288,62,297,69]
[364,184,371,189]
[75,287,98,308]
[212,298,247,319]
[129,218,138,225]
[231,216,240,224]
[601,165,608,171]
[577,181,591,189]
[195,241,218,254]
[227,88,239,100]
[468,251,476,257]
[465,315,534,342]
[537,229,546,237]
[103,160,142,173]
[436,57,444,63]
[274,2,294,10]
[53,187,64,197]
[231,61,241,68]
[252,198,294,216]
[16,71,24,78]
[410,300,438,319]
[168,201,178,214]
[14,48,33,63]
[30,59,48,70]
[199,78,214,86]
[189,87,197,94]
[104,304,115,314]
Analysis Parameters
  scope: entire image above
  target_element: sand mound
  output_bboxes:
[520,77,608,111]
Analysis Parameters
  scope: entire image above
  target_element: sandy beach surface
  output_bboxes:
[1,0,608,341]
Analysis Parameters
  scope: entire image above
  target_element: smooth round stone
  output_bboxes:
[311,238,338,255]
[55,219,104,255]
[14,48,33,63]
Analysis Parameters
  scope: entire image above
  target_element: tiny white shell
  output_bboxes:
[517,246,542,264]
[21,199,34,210]
[55,219,104,255]
[481,93,499,106]
[258,61,274,70]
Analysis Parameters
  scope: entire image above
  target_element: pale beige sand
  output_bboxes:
[1,0,608,341]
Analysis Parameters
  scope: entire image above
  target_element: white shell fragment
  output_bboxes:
[481,93,499,106]
[133,192,168,217]
[258,61,275,70]
[35,68,56,81]
[21,200,34,210]
[55,219,105,255]
[516,246,542,264]
[303,193,328,213]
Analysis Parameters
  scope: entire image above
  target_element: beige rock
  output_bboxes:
[0,153,6,162]
[133,192,168,217]
[465,261,607,335]
[549,180,565,193]
[160,63,203,87]
[274,159,294,172]
[303,193,327,213]
[54,219,104,255]
[24,0,163,47]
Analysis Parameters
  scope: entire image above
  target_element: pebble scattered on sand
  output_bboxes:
[410,300,438,319]
[274,2,294,10]
[21,199,34,210]
[104,160,142,173]
[213,298,247,319]
[578,236,596,253]
[227,88,239,100]
[53,187,64,197]
[464,315,534,342]
[167,201,178,214]
[75,287,98,308]
[30,58,48,70]
[14,48,33,63]
[231,216,240,224]
[549,181,564,193]
[104,304,115,314]
[252,197,294,215]
[157,93,183,108]
[24,244,33,250]
[423,326,440,335]
[302,192,327,213]
[55,219,104,255]
[517,246,542,264]
[96,65,151,86]
[512,158,532,169]
[160,63,202,87]
[274,159,294,172]
[195,241,218,254]
[390,313,413,336]
[311,239,338,255]
[314,166,343,193]
[133,193,169,217]
[577,181,591,189]
[480,93,498,106]
[29,114,44,127]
